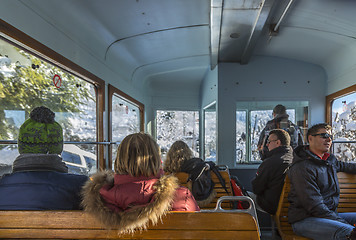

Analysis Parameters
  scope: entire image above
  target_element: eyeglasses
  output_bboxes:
[267,139,278,144]
[311,133,333,140]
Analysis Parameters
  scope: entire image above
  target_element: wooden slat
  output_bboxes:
[0,211,260,240]
[275,176,311,240]
[0,229,258,240]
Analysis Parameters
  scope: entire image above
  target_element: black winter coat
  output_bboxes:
[288,145,356,224]
[252,145,293,214]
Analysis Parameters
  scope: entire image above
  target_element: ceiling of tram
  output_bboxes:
[3,0,356,91]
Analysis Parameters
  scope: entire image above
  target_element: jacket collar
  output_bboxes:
[81,170,179,234]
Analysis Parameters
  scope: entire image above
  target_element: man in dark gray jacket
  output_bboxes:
[288,123,356,240]
[251,129,293,214]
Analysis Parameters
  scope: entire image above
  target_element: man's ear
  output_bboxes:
[307,135,312,144]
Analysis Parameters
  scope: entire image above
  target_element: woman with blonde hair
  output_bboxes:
[81,133,199,234]
[164,140,218,208]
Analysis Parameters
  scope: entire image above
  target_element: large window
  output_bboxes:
[0,35,98,176]
[236,101,308,163]
[156,110,199,160]
[331,92,356,162]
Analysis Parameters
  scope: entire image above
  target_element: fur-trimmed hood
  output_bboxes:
[81,170,180,234]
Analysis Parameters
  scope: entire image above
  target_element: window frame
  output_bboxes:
[326,84,356,124]
[326,84,356,157]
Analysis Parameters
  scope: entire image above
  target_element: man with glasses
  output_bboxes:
[250,129,293,214]
[288,123,356,240]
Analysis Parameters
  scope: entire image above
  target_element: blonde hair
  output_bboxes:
[114,132,161,177]
[164,140,193,173]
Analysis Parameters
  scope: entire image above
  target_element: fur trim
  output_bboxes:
[81,171,180,234]
[186,181,217,208]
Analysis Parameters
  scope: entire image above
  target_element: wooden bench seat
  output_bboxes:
[0,196,260,240]
[275,172,356,240]
[174,166,234,209]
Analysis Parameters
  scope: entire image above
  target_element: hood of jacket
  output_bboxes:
[81,170,180,234]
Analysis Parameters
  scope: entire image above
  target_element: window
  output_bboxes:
[156,110,199,160]
[111,95,141,166]
[62,151,81,165]
[236,111,247,163]
[236,101,308,163]
[84,156,96,170]
[0,34,99,176]
[108,84,143,169]
[204,104,216,162]
[331,92,356,162]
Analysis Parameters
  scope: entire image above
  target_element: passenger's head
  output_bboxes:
[273,104,286,117]
[114,132,161,177]
[307,123,332,155]
[164,140,193,173]
[18,106,63,154]
[266,129,290,151]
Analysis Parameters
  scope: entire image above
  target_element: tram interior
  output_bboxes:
[1,0,356,238]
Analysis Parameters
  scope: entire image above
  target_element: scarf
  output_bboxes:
[12,153,68,173]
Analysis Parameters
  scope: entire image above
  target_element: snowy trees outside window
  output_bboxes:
[111,96,140,165]
[0,37,97,175]
[205,111,216,162]
[332,93,356,162]
[156,110,199,161]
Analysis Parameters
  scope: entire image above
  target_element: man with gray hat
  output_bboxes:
[0,106,88,210]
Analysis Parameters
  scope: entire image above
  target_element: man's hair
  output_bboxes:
[114,132,161,177]
[307,123,332,143]
[273,104,287,115]
[164,140,193,173]
[269,129,291,146]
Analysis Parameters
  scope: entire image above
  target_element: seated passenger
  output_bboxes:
[164,140,218,208]
[249,129,293,214]
[0,106,88,210]
[81,133,199,234]
[289,123,356,240]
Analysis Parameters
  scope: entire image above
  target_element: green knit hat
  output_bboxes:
[18,106,63,154]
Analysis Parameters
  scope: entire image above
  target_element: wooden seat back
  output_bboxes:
[0,196,260,240]
[337,172,356,213]
[275,173,356,240]
[274,175,311,240]
[174,167,233,209]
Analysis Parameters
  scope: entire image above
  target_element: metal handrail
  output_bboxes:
[200,196,261,237]
[0,140,121,145]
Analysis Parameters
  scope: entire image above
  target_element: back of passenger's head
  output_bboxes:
[307,123,332,143]
[18,106,63,154]
[164,140,193,173]
[273,104,287,115]
[114,132,161,177]
[269,129,291,146]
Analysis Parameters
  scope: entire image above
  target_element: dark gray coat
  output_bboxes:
[288,145,356,224]
[252,145,293,214]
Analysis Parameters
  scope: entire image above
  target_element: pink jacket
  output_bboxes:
[81,171,199,234]
[99,174,199,212]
